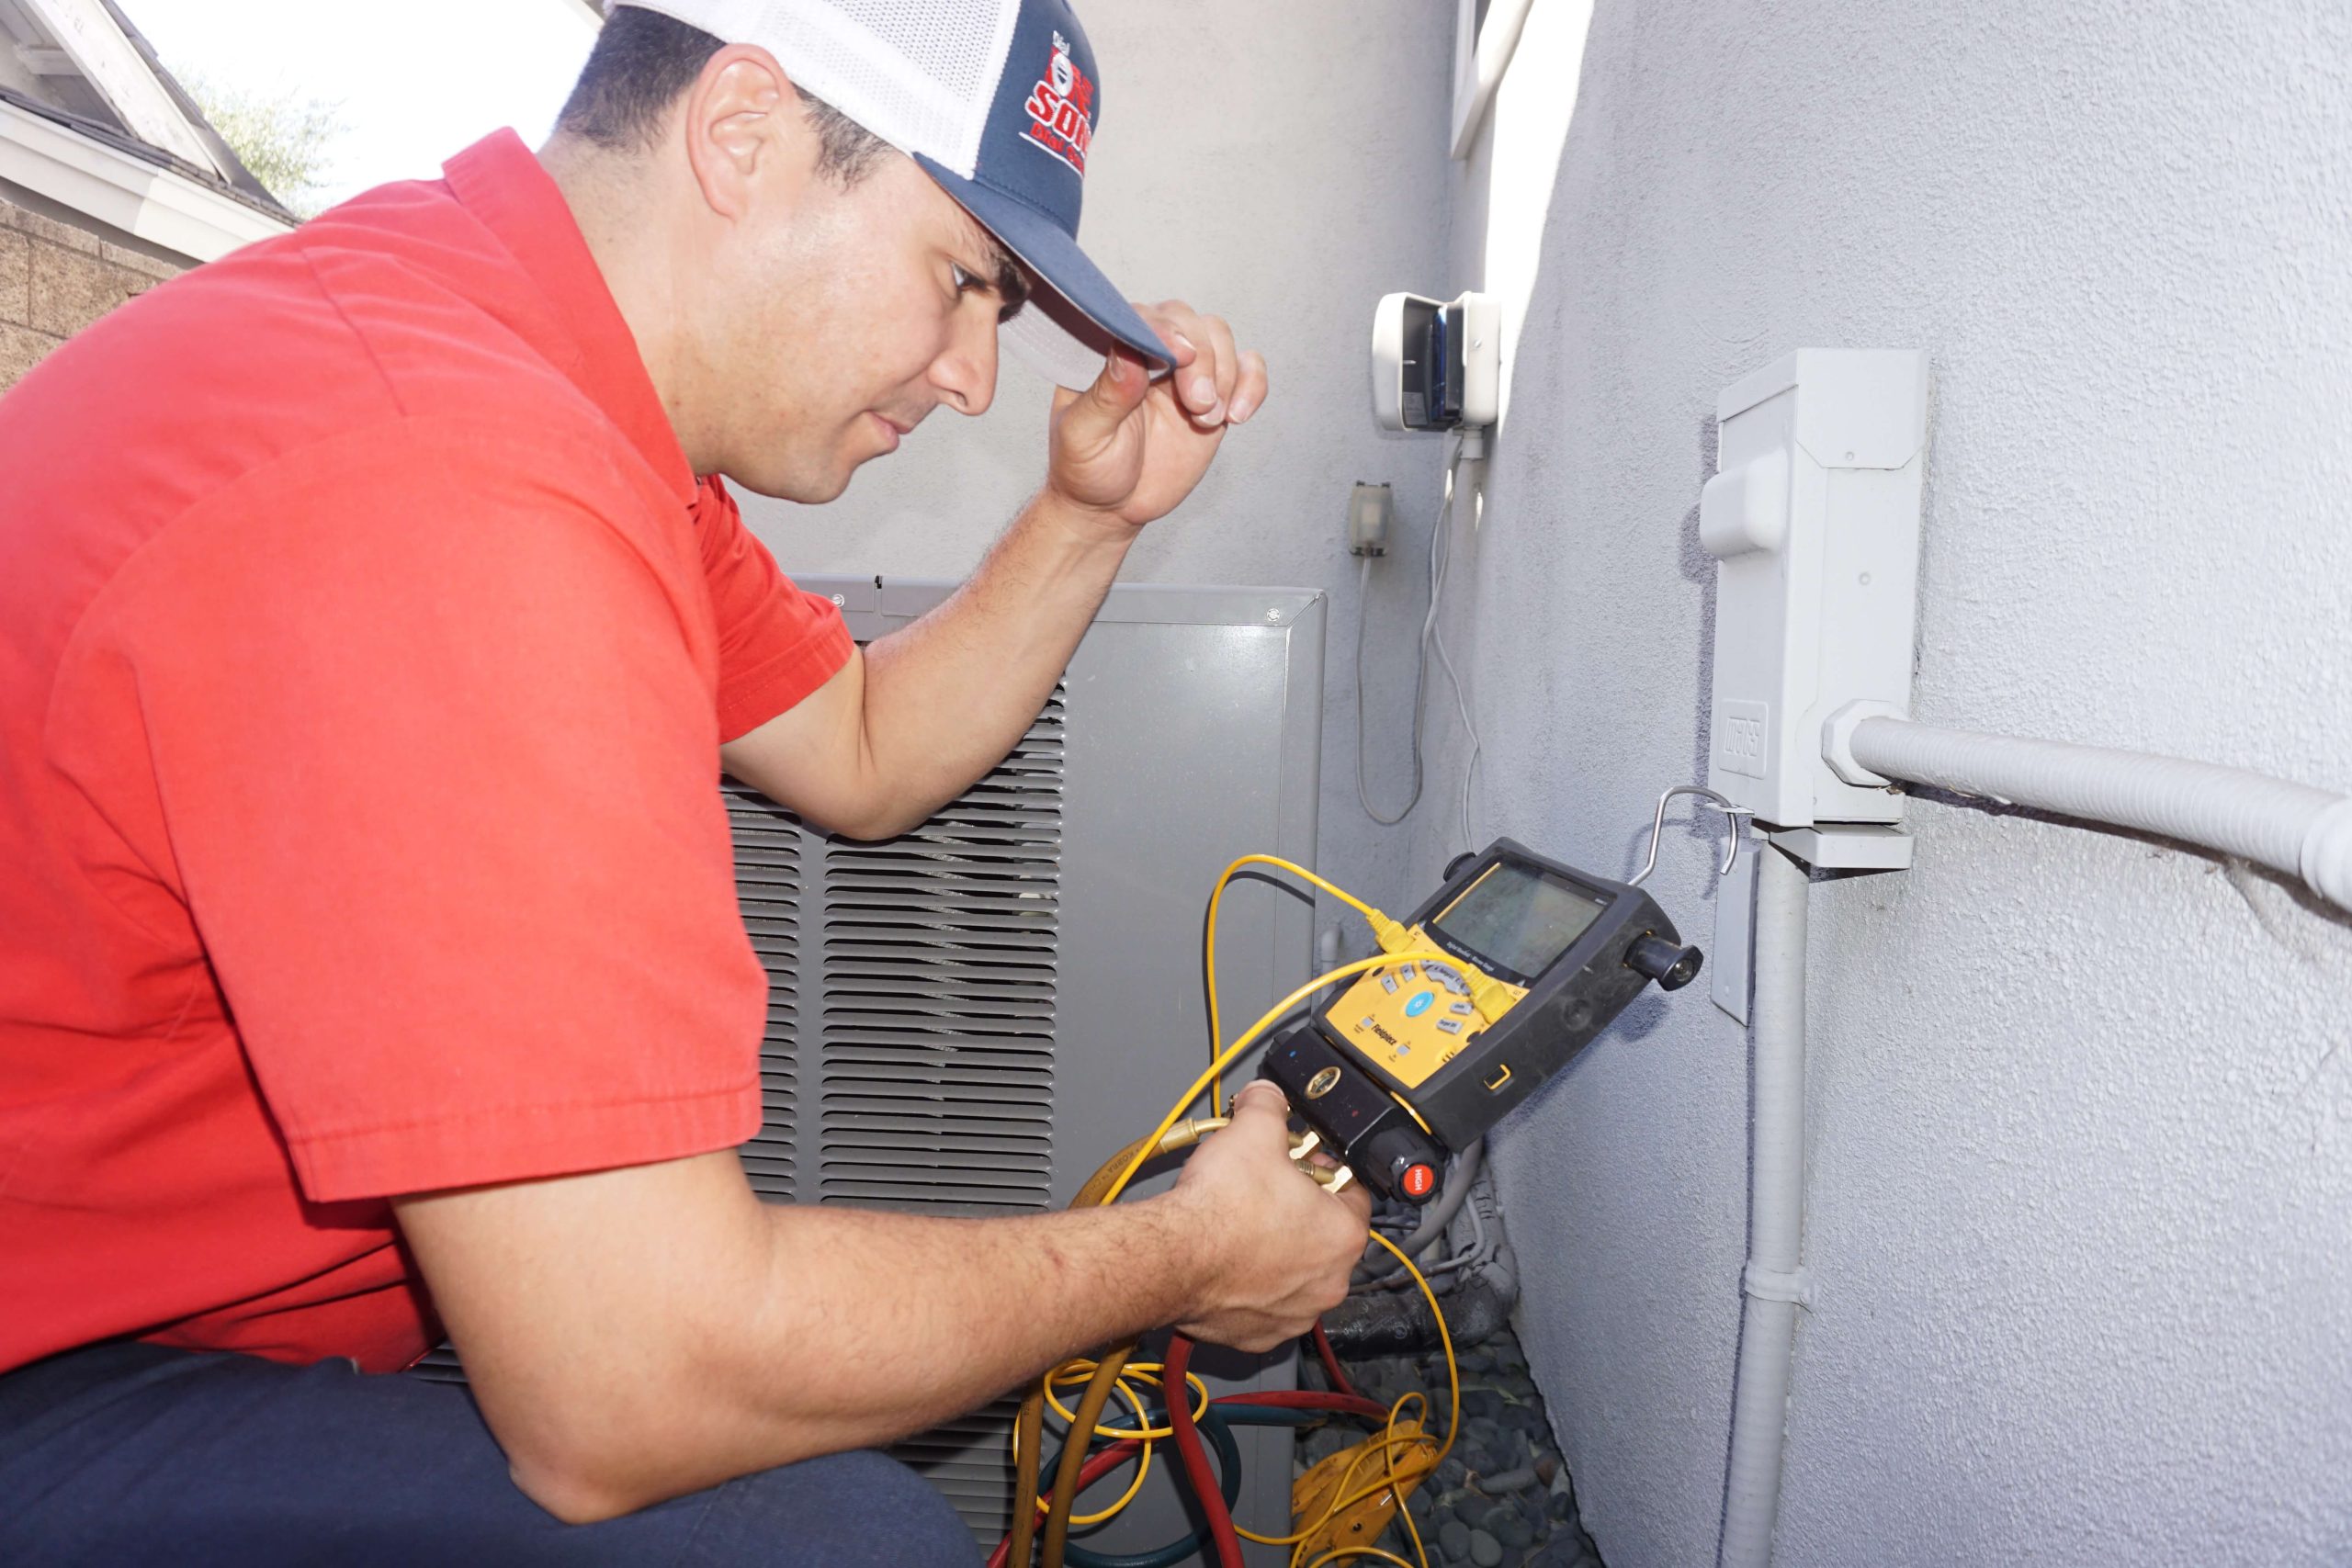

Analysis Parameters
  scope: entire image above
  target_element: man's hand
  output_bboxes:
[1163,1081,1373,1353]
[1045,300,1270,530]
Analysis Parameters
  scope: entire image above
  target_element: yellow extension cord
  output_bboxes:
[1022,856,1464,1568]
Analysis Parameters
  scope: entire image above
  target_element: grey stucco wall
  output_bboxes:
[1440,2,2352,1564]
[734,0,1460,927]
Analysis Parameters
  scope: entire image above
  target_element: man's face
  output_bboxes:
[696,148,1029,502]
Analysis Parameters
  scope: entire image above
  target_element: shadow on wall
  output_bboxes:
[1427,6,1771,1568]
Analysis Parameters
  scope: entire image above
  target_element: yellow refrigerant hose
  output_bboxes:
[1008,858,1465,1568]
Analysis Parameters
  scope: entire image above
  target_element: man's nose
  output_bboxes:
[931,309,999,418]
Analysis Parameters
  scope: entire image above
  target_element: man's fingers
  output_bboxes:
[1148,319,1200,370]
[1228,349,1270,424]
[1206,315,1244,400]
[1135,304,1201,376]
[1140,300,1231,424]
[1227,1082,1298,1153]
[1130,299,1265,428]
[1231,1080,1290,1123]
[1174,336,1225,425]
[1236,1084,1371,1210]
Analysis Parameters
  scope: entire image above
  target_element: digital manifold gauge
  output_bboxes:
[1258,838,1704,1203]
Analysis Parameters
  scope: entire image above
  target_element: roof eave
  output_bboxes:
[0,92,293,263]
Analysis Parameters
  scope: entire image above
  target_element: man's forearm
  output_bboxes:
[547,1184,1209,1520]
[413,1092,1355,1526]
[855,491,1133,830]
[741,1194,1198,1451]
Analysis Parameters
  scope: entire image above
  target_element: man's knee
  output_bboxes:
[694,1448,979,1566]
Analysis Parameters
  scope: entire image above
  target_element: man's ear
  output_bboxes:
[679,44,809,221]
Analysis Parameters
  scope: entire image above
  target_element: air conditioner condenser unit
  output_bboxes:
[725,576,1329,1557]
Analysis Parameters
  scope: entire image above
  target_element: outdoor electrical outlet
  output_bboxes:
[1348,481,1395,557]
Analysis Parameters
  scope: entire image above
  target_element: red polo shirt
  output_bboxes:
[0,131,852,1374]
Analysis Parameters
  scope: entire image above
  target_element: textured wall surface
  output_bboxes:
[730,0,1459,922]
[1435,2,2352,1564]
[0,194,179,391]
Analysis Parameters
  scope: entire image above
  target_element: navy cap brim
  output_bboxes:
[915,152,1173,392]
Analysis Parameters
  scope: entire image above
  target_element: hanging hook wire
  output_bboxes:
[1629,784,1756,886]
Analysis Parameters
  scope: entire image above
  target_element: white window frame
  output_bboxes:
[1451,0,1536,159]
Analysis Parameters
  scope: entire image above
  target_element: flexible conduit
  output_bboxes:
[1849,717,2352,913]
[1718,845,1811,1568]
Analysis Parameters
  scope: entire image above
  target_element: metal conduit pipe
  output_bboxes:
[1717,844,1811,1568]
[1842,716,2352,913]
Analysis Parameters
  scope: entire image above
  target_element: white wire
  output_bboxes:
[1353,435,1483,853]
[1428,440,1484,855]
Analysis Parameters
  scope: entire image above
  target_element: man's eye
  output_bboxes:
[951,264,981,294]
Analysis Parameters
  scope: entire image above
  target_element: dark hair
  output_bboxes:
[556,7,891,185]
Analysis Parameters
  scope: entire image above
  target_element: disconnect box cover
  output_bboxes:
[1700,348,1928,830]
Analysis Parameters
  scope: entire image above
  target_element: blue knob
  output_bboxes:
[1404,991,1436,1019]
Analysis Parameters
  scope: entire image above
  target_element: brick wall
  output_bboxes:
[0,196,182,393]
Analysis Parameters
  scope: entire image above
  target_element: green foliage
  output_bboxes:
[181,74,346,219]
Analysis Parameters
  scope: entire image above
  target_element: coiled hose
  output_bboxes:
[1012,1122,1224,1568]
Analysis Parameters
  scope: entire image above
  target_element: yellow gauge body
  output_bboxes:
[1328,924,1529,1091]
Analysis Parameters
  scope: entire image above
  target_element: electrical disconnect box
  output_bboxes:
[1701,349,1928,849]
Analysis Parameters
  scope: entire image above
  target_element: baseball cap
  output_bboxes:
[608,0,1170,390]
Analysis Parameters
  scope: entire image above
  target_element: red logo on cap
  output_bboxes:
[1021,30,1094,178]
[1402,1163,1436,1198]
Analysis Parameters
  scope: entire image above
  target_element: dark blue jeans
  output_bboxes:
[0,1340,979,1566]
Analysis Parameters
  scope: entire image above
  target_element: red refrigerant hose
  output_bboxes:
[1162,1334,1243,1568]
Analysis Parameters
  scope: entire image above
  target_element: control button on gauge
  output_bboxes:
[1379,973,1399,994]
[1396,962,1419,982]
[1403,991,1436,1019]
[1436,1018,1464,1034]
[1449,1000,1475,1016]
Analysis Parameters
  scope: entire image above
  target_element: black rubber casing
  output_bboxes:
[1260,838,1697,1197]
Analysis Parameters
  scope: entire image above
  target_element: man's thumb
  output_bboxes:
[1066,349,1150,435]
[1231,1080,1292,1130]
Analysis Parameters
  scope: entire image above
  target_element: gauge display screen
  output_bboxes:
[1428,860,1609,981]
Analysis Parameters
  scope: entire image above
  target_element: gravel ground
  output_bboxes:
[1301,1325,1605,1568]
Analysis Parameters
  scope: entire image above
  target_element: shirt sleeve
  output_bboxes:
[96,417,772,1202]
[693,475,854,742]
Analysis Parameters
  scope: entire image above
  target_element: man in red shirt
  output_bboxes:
[0,1,1367,1561]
